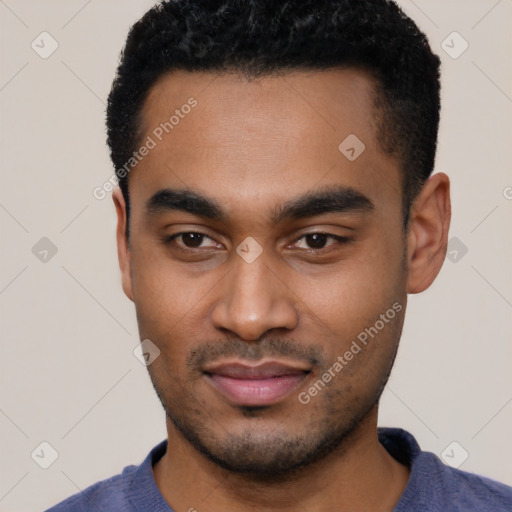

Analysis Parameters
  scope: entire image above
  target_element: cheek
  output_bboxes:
[129,239,213,329]
[129,248,205,374]
[296,239,404,335]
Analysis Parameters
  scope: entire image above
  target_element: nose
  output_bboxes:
[211,250,298,341]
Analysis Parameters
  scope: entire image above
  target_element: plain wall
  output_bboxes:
[0,1,511,510]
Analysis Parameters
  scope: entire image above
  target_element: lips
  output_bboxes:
[203,361,310,407]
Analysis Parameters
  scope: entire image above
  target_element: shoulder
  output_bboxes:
[417,450,512,511]
[45,466,136,511]
[378,427,512,512]
[45,440,168,512]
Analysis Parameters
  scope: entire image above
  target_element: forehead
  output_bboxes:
[129,68,401,222]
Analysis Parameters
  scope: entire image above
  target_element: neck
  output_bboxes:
[153,407,410,512]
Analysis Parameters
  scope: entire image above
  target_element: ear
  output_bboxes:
[406,172,451,294]
[112,187,134,302]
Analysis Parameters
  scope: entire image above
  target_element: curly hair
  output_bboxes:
[106,0,441,237]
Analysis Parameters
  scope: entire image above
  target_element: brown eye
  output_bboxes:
[293,233,349,250]
[164,232,219,250]
[180,232,206,248]
[304,233,329,249]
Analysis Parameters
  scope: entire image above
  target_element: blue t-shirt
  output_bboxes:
[46,427,512,511]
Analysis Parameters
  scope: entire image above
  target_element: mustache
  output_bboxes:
[187,338,325,371]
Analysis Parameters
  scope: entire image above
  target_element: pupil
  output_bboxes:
[183,233,203,248]
[307,233,327,249]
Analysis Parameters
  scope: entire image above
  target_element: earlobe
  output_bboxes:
[112,187,134,302]
[406,173,451,294]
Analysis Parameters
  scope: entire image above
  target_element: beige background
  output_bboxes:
[1,1,511,510]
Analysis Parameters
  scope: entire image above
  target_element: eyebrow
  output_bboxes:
[145,185,375,223]
[271,186,374,223]
[146,188,227,221]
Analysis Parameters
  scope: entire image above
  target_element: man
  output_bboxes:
[48,0,512,510]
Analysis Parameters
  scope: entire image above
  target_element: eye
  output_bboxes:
[291,233,350,251]
[163,231,350,253]
[164,231,220,250]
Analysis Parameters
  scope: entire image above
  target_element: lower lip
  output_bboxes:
[206,373,308,406]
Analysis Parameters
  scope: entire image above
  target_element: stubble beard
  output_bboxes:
[147,349,398,481]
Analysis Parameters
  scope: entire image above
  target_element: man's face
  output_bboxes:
[120,68,409,474]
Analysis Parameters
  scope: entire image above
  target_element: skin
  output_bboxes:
[112,68,451,511]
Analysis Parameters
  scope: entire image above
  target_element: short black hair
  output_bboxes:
[106,0,441,238]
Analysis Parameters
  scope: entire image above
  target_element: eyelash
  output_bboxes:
[163,231,351,252]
